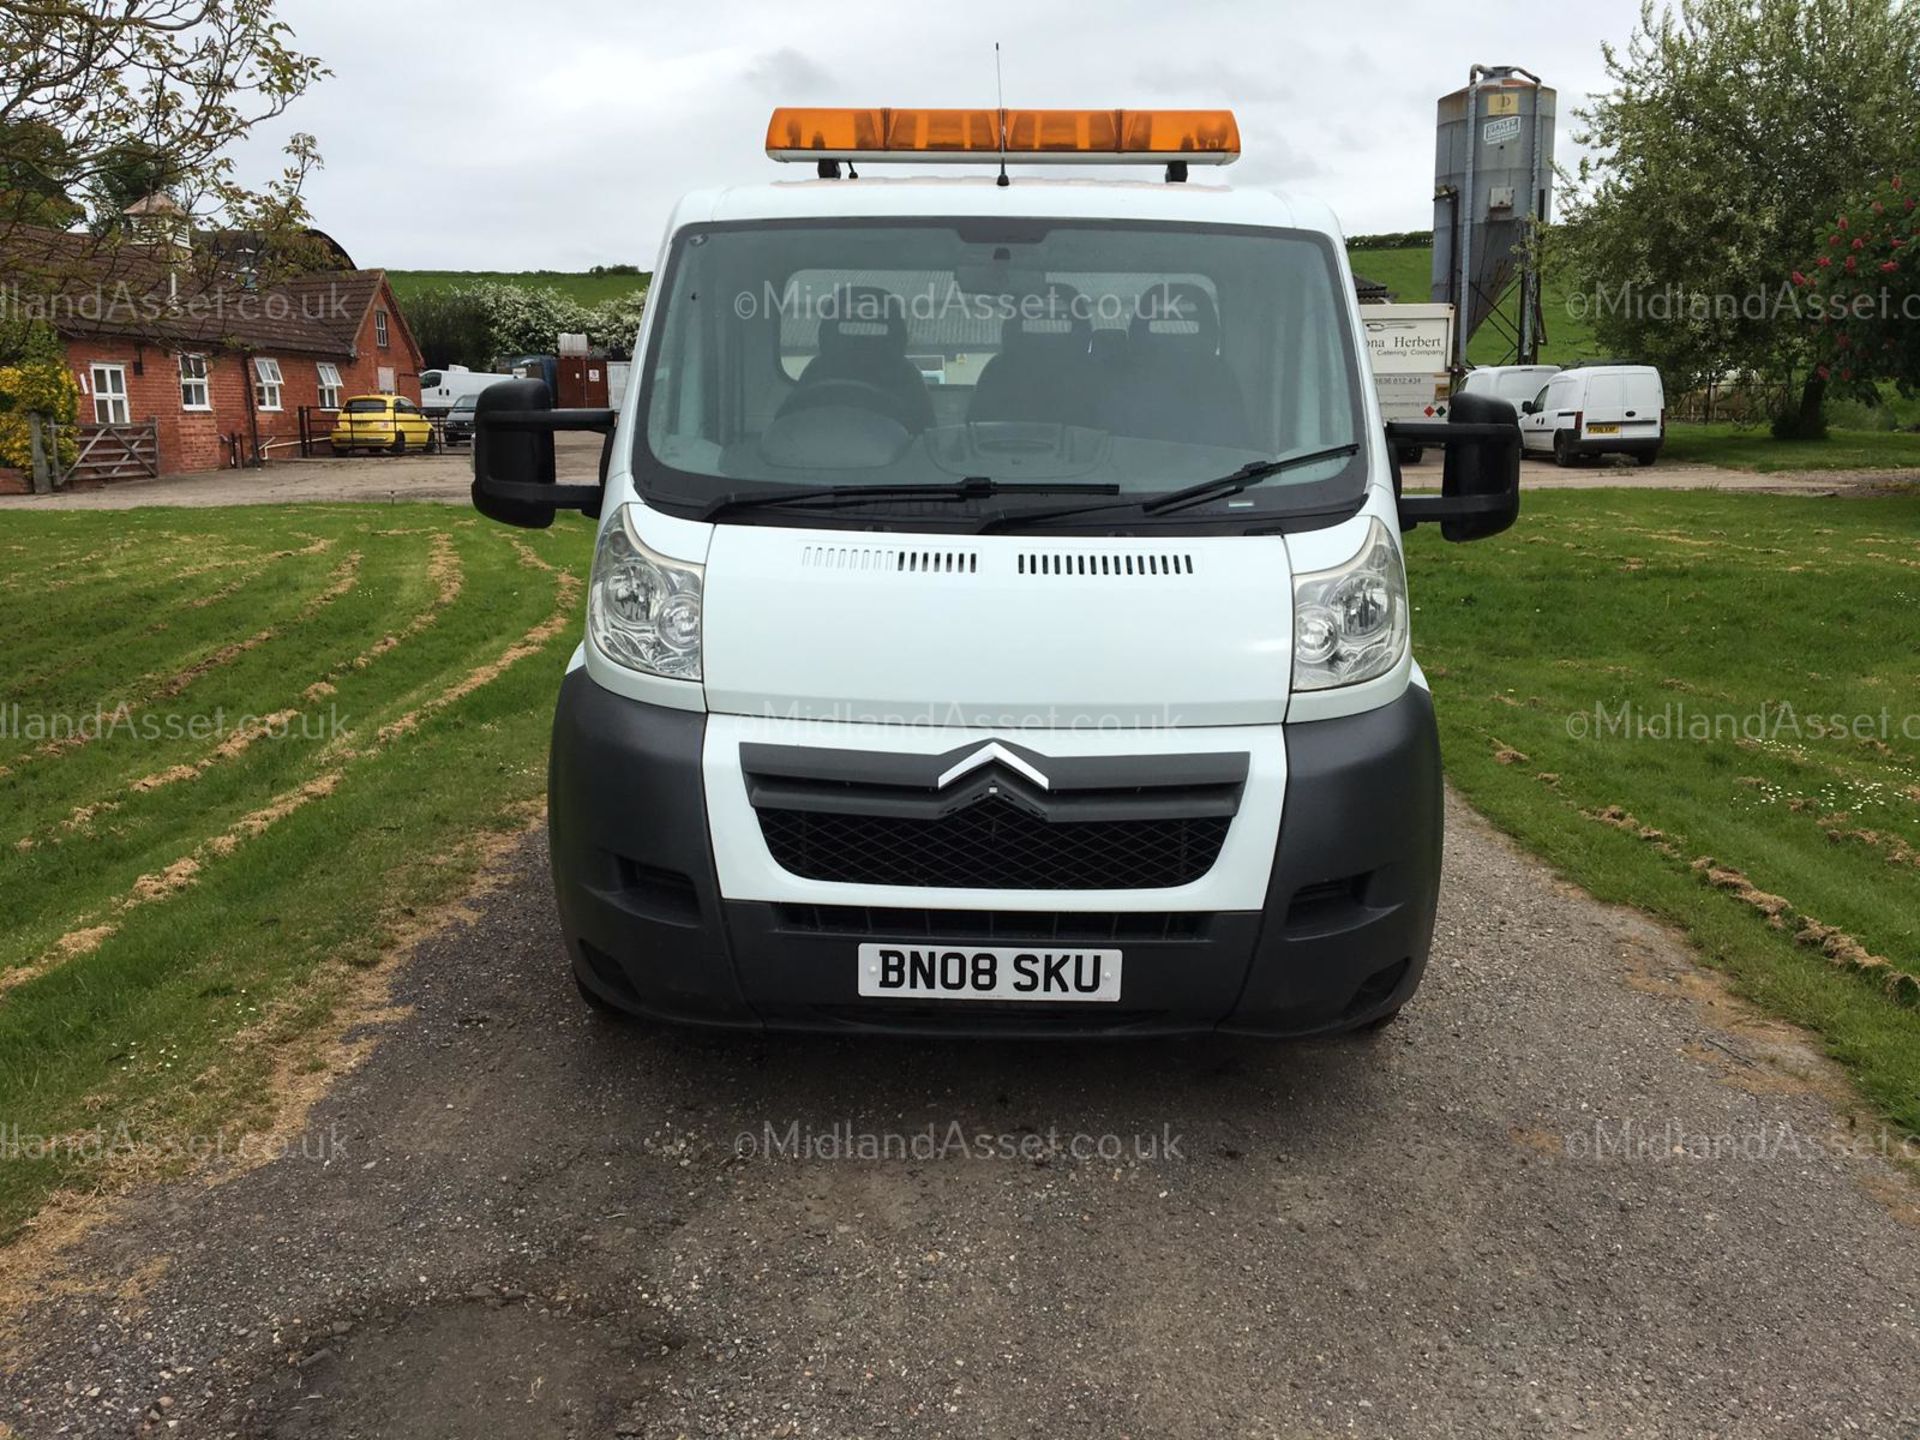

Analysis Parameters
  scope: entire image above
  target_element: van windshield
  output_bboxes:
[635,219,1367,527]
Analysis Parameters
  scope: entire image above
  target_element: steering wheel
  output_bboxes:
[778,378,926,434]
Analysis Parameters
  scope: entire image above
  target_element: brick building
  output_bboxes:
[2,224,423,485]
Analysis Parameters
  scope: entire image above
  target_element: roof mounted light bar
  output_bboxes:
[764,107,1241,166]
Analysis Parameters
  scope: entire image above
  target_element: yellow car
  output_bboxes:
[329,395,435,456]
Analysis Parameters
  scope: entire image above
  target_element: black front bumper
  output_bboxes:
[548,672,1443,1037]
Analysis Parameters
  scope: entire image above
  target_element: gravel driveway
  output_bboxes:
[1,438,1904,511]
[0,434,603,510]
[3,793,1916,1439]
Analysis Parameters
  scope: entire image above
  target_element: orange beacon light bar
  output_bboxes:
[764,108,1241,165]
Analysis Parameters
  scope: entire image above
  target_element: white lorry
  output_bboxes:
[466,105,1521,1037]
[419,364,518,417]
[1361,303,1455,466]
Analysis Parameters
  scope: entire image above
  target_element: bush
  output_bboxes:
[1347,230,1435,251]
[0,360,80,470]
[585,288,648,359]
[402,280,647,368]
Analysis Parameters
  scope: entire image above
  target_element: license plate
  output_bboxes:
[857,944,1122,1002]
[1586,423,1621,435]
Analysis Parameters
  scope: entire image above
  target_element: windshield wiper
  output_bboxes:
[974,442,1361,533]
[1138,443,1362,516]
[696,477,1119,523]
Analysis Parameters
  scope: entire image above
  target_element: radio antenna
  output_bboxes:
[994,42,1009,187]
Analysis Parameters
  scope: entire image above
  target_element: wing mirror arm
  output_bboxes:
[1387,394,1522,543]
[471,378,617,530]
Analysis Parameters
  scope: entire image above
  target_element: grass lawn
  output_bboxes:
[1664,423,1920,473]
[4,488,1917,1241]
[388,270,649,307]
[0,506,593,1241]
[1407,489,1920,1137]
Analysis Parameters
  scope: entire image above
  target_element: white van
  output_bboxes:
[1457,364,1560,414]
[419,364,517,417]
[1519,364,1665,466]
[467,106,1522,1037]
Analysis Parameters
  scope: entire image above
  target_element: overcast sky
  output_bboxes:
[232,0,1647,271]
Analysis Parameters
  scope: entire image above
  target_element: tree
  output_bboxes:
[406,287,497,371]
[1556,0,1920,437]
[0,119,81,227]
[0,0,327,262]
[85,138,179,229]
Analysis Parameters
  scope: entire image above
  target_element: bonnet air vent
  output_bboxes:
[1018,552,1196,577]
[799,545,979,575]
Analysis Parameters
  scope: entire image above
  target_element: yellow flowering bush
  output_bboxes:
[0,361,80,472]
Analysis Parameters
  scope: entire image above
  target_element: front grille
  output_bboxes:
[772,904,1208,942]
[756,799,1229,890]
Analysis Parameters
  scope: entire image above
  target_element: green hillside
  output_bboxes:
[392,248,1586,368]
[1350,245,1598,366]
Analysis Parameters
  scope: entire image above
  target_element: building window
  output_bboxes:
[252,356,284,411]
[374,309,389,348]
[178,353,210,410]
[316,362,343,410]
[89,363,129,424]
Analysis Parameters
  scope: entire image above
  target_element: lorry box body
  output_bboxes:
[468,108,1520,1037]
[1361,303,1454,463]
[1518,364,1665,466]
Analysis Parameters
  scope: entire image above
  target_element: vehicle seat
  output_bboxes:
[970,285,1099,428]
[1106,282,1250,448]
[783,287,935,433]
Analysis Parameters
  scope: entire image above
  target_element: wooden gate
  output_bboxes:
[62,419,160,485]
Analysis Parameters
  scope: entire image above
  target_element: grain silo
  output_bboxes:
[1430,65,1555,369]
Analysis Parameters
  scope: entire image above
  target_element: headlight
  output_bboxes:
[588,504,703,681]
[1291,517,1408,691]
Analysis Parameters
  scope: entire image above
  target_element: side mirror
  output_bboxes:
[1388,392,1521,542]
[471,379,615,529]
[1520,399,1538,415]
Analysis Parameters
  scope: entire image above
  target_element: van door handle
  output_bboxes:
[1625,410,1637,417]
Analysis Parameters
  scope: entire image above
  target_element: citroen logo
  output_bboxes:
[935,742,1051,791]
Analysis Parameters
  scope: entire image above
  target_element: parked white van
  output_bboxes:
[466,105,1523,1038]
[1456,364,1560,413]
[420,364,517,417]
[1519,365,1665,466]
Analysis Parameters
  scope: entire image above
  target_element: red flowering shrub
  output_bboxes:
[1797,172,1920,392]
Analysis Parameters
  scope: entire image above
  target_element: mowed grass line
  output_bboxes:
[1406,490,1920,1134]
[1,534,341,725]
[0,506,592,1240]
